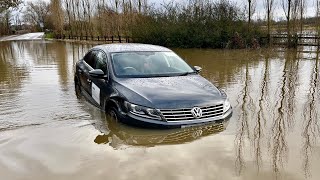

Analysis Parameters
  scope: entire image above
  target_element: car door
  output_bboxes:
[90,50,112,107]
[79,50,96,97]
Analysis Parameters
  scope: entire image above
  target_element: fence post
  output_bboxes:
[119,35,121,43]
[267,34,270,46]
[112,36,114,43]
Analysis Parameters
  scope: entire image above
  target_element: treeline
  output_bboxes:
[131,1,263,48]
[24,0,149,38]
[1,0,320,48]
[0,0,21,35]
[22,0,263,48]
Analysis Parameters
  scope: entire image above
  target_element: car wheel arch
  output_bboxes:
[74,75,81,95]
[104,98,123,113]
[74,75,80,85]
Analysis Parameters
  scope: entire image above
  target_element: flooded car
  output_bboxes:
[74,43,232,128]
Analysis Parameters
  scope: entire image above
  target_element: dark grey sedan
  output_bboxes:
[74,43,232,128]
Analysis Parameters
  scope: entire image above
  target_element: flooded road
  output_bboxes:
[0,40,320,180]
[0,33,44,42]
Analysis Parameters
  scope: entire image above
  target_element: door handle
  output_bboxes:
[87,79,91,83]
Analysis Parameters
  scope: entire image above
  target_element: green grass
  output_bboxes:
[44,32,54,39]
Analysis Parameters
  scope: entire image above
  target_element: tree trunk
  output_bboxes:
[287,0,292,47]
[248,0,251,30]
[300,0,303,35]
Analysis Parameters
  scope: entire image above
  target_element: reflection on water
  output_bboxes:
[1,41,320,179]
[235,62,254,174]
[302,47,320,177]
[228,47,320,178]
[0,42,29,90]
[253,51,270,171]
[93,116,227,148]
[0,41,94,131]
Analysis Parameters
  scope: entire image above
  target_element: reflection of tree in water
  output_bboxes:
[0,42,31,131]
[0,42,29,90]
[54,42,68,90]
[287,49,300,128]
[234,49,303,176]
[302,47,320,178]
[253,53,270,171]
[235,62,255,174]
[270,49,299,174]
[68,42,93,63]
[67,42,93,76]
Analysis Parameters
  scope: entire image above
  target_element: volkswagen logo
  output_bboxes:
[191,107,202,118]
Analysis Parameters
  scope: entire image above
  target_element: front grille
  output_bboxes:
[160,104,224,121]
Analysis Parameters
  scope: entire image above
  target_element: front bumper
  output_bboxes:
[119,107,233,129]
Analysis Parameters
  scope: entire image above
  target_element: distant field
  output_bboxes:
[259,24,319,35]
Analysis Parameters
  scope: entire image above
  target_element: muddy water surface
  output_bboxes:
[0,41,319,180]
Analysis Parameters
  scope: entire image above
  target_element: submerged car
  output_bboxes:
[74,43,232,128]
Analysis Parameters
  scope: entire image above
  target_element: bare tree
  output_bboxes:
[49,0,64,35]
[282,0,293,47]
[264,0,275,43]
[81,0,88,37]
[291,0,300,34]
[0,0,21,13]
[24,1,50,31]
[317,0,320,35]
[247,0,256,30]
[138,0,142,13]
[0,0,21,35]
[63,0,73,35]
[74,0,82,37]
[299,0,306,34]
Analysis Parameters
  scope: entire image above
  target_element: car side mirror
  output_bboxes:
[89,69,107,79]
[194,66,202,73]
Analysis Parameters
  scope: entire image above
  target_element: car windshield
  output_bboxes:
[111,51,195,78]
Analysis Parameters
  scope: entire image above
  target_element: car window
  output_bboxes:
[94,51,108,73]
[111,51,194,77]
[166,54,190,72]
[83,51,95,68]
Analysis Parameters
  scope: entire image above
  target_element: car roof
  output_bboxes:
[93,43,172,53]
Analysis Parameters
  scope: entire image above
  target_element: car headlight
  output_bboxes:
[223,99,231,112]
[124,101,162,120]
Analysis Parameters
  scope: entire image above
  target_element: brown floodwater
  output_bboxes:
[0,40,319,180]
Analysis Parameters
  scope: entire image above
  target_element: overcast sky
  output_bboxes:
[150,0,317,20]
[23,0,317,20]
[154,0,315,20]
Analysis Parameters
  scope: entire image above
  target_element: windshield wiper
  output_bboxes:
[178,72,196,76]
